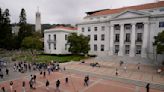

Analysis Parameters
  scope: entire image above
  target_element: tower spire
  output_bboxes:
[37,6,39,12]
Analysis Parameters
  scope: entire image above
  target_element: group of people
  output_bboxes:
[13,61,33,73]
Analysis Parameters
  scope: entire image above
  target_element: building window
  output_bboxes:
[94,35,97,41]
[159,22,164,28]
[54,43,56,50]
[101,45,104,51]
[125,33,130,42]
[54,34,56,41]
[124,24,131,30]
[88,27,91,32]
[94,27,97,31]
[48,34,51,40]
[115,34,119,42]
[114,24,120,30]
[136,23,143,29]
[48,43,51,49]
[101,34,105,41]
[65,35,68,40]
[136,33,142,42]
[136,45,141,54]
[82,27,84,32]
[125,45,130,54]
[115,45,119,53]
[101,26,105,31]
[94,44,97,51]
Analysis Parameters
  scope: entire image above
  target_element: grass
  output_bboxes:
[14,54,87,63]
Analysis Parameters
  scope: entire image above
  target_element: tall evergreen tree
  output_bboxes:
[0,8,12,49]
[18,8,32,48]
[3,9,12,49]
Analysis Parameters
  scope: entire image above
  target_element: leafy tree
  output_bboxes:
[67,33,90,55]
[153,31,164,65]
[153,31,164,54]
[21,36,43,54]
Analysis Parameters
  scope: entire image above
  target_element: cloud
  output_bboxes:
[0,0,156,24]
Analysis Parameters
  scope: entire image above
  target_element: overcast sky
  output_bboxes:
[0,0,159,24]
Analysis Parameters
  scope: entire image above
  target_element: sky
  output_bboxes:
[0,0,159,24]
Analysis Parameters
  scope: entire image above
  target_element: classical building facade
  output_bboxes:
[44,26,77,54]
[77,1,164,59]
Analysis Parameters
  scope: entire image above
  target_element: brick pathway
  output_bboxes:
[0,71,163,92]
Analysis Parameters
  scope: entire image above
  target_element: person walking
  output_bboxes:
[115,68,118,76]
[46,80,50,91]
[124,66,127,72]
[29,79,35,90]
[10,81,13,92]
[6,68,9,75]
[22,81,26,92]
[65,77,68,84]
[84,76,88,86]
[43,71,46,78]
[86,75,89,86]
[137,63,140,70]
[146,83,150,92]
[33,75,36,83]
[1,87,5,92]
[56,80,60,91]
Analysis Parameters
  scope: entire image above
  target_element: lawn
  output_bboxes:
[14,54,87,63]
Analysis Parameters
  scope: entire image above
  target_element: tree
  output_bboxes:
[67,33,90,55]
[0,8,12,49]
[21,36,43,54]
[153,31,164,54]
[18,8,32,48]
[153,30,164,65]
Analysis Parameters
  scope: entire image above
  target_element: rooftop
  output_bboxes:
[86,1,164,17]
[50,26,77,31]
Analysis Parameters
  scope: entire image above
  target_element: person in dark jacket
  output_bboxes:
[146,83,150,92]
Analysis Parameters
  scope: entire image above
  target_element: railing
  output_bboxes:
[47,39,56,43]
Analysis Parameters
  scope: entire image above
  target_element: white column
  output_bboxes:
[130,23,136,57]
[141,22,149,58]
[109,25,114,55]
[118,24,124,56]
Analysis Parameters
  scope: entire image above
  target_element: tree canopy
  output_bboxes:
[21,36,43,51]
[153,30,164,54]
[67,33,90,55]
[0,8,12,49]
[18,8,33,48]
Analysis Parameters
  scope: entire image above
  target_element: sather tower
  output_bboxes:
[35,7,41,32]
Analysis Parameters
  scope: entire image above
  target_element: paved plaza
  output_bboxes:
[0,59,163,92]
[0,71,163,92]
